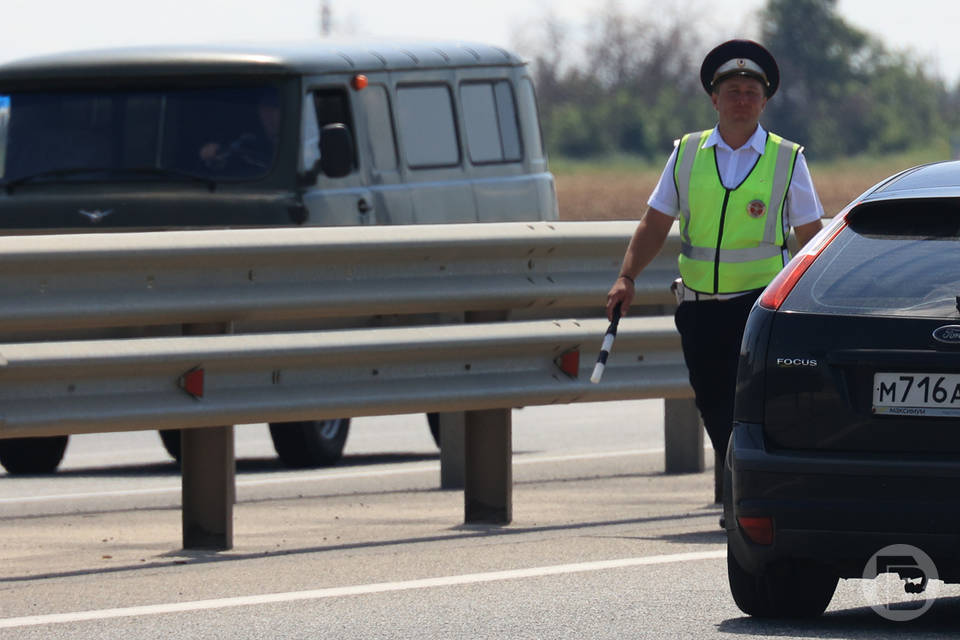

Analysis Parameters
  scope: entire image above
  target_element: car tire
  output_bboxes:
[0,436,69,474]
[269,419,350,468]
[727,547,838,618]
[158,429,182,463]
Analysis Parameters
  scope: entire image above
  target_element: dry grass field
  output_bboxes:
[554,145,952,221]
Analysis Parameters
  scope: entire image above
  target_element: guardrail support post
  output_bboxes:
[663,398,704,474]
[182,425,235,550]
[181,322,235,550]
[464,408,512,524]
[439,411,466,489]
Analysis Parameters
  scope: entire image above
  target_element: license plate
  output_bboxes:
[873,372,960,416]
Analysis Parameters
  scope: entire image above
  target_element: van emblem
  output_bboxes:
[932,325,960,344]
[78,209,113,223]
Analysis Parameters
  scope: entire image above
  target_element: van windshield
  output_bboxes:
[0,85,282,185]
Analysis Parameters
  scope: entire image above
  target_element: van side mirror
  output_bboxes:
[318,123,354,178]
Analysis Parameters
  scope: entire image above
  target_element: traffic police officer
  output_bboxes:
[605,40,824,498]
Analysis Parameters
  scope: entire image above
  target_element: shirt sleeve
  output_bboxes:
[784,151,824,227]
[646,145,681,218]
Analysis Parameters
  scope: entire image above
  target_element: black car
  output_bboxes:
[724,160,960,617]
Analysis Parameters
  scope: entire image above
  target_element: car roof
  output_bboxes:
[0,39,525,82]
[863,160,960,202]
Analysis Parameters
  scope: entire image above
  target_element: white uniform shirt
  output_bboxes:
[647,124,823,227]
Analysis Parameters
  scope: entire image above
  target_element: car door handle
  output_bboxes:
[357,198,372,214]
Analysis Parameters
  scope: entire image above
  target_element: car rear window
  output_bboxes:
[783,199,960,318]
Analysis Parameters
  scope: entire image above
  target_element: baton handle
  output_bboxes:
[590,302,622,384]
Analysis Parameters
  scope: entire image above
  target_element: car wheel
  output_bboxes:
[0,436,69,474]
[158,429,182,463]
[727,547,838,618]
[269,419,350,468]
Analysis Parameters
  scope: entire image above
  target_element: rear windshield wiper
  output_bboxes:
[2,166,217,194]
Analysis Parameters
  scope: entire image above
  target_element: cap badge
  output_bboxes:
[737,59,746,68]
[747,200,766,218]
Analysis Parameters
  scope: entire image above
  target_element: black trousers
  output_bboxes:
[674,290,762,459]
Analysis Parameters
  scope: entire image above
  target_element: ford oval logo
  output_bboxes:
[932,325,960,344]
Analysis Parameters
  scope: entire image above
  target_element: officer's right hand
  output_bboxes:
[606,277,634,321]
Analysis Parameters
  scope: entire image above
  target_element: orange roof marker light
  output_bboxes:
[351,74,368,91]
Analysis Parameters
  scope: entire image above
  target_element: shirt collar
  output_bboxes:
[702,124,768,154]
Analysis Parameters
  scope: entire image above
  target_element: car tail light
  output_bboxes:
[758,205,854,310]
[738,516,774,545]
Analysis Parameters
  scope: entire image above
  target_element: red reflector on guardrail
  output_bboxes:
[178,367,205,399]
[555,348,580,379]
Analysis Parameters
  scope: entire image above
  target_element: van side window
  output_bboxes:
[396,85,459,168]
[518,78,545,161]
[460,81,522,164]
[359,85,397,171]
[313,88,356,170]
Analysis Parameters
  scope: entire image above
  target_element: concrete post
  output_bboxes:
[181,322,235,550]
[438,411,466,489]
[464,408,512,524]
[181,425,235,550]
[664,397,704,474]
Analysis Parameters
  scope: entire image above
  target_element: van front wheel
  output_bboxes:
[0,436,69,474]
[269,419,350,468]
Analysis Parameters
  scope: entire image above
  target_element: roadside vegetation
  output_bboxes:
[513,0,960,221]
[555,143,952,221]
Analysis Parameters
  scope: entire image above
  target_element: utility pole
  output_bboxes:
[320,0,332,37]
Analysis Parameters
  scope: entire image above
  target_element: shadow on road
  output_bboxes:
[0,508,720,584]
[18,451,443,479]
[719,595,960,638]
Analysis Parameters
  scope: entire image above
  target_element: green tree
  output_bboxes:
[760,0,949,158]
[516,0,956,161]
[514,1,710,159]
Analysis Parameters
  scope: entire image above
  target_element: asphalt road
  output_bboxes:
[1,400,959,639]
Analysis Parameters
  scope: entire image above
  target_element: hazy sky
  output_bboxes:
[2,0,960,83]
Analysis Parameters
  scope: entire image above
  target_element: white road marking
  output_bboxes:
[0,549,725,629]
[0,448,675,505]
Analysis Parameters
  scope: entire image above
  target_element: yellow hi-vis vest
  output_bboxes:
[673,129,800,295]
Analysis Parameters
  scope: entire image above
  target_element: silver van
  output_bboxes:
[0,40,558,473]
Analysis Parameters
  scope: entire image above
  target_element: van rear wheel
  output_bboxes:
[0,436,69,474]
[158,429,182,463]
[427,412,441,447]
[269,419,350,468]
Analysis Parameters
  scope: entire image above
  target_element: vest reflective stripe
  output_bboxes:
[674,130,707,248]
[765,138,798,245]
[673,129,799,294]
[680,241,783,263]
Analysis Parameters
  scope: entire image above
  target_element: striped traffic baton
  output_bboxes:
[590,302,622,384]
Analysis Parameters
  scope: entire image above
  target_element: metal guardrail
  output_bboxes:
[0,221,699,550]
[0,221,679,333]
[0,317,689,437]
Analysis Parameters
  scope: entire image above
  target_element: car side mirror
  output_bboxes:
[318,123,354,178]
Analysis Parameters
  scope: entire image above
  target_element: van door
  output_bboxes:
[300,84,374,226]
[391,75,477,224]
[352,74,413,225]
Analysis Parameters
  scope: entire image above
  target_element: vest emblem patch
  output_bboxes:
[747,199,766,218]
